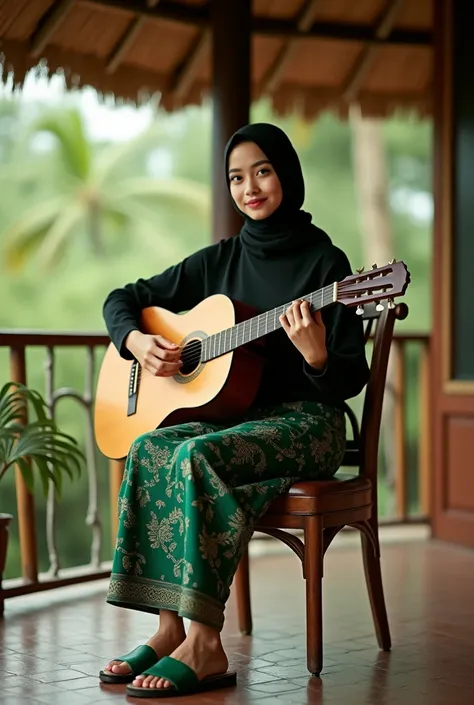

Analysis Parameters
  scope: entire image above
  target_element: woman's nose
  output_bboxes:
[245,178,260,195]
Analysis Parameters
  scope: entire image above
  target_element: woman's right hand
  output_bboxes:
[125,330,182,377]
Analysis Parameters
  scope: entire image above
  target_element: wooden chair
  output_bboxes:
[233,302,409,676]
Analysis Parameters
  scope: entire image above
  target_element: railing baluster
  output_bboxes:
[9,345,38,583]
[45,347,60,577]
[419,340,431,518]
[394,340,408,520]
[84,347,102,569]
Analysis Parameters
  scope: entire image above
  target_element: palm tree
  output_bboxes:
[1,108,210,270]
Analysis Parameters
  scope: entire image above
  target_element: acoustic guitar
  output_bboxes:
[94,261,410,459]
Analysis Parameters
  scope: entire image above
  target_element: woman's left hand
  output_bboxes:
[280,300,328,370]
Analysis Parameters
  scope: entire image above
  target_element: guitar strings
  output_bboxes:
[171,284,387,367]
[175,290,335,366]
[178,302,332,366]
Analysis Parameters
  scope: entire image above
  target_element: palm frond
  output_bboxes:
[104,201,184,260]
[94,126,167,185]
[35,202,84,269]
[1,197,67,271]
[0,382,49,426]
[31,109,91,181]
[0,383,84,497]
[108,177,210,215]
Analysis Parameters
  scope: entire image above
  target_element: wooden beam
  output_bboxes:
[261,0,322,94]
[106,15,146,73]
[81,0,207,26]
[170,30,209,102]
[80,0,431,46]
[147,0,160,6]
[254,18,430,45]
[342,0,405,103]
[30,0,76,58]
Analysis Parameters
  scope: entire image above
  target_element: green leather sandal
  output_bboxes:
[125,656,237,698]
[99,644,159,684]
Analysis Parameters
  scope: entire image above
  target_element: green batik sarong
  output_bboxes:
[107,400,346,631]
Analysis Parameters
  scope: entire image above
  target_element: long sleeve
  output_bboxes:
[303,248,370,402]
[103,248,209,359]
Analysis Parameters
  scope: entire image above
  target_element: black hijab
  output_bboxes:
[224,123,330,258]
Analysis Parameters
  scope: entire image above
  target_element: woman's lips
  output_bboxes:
[246,198,267,209]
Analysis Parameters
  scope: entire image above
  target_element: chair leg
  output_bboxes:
[234,548,252,635]
[304,515,324,676]
[360,526,391,651]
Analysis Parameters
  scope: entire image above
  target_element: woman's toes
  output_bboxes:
[130,674,172,690]
[157,678,171,689]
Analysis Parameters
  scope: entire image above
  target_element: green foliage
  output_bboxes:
[1,107,210,270]
[0,382,83,498]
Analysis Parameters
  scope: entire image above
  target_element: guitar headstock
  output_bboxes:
[337,260,410,315]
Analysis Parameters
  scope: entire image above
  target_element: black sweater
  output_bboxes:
[103,235,369,409]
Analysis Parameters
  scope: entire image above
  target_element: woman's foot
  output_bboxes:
[131,622,228,691]
[104,610,186,677]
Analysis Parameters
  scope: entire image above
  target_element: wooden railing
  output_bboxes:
[0,329,430,611]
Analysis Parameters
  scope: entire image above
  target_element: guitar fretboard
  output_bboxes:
[201,283,336,362]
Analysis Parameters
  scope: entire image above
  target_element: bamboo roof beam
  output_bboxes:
[106,15,147,73]
[170,29,209,103]
[30,0,76,58]
[342,0,405,103]
[260,0,322,94]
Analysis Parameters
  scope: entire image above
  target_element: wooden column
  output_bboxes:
[432,0,474,547]
[10,347,38,583]
[210,0,251,242]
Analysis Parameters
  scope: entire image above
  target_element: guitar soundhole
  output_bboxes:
[180,339,203,376]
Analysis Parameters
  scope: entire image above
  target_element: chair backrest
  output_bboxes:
[358,302,409,486]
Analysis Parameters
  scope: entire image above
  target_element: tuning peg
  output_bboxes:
[356,267,365,274]
[388,298,396,309]
[371,263,378,270]
[376,303,384,312]
[388,258,396,265]
[356,304,364,316]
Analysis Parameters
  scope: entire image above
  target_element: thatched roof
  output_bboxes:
[0,0,433,118]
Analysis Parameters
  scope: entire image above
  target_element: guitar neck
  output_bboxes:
[201,283,337,362]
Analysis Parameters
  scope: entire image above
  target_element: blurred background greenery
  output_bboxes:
[0,76,432,579]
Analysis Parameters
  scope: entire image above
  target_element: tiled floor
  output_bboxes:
[1,532,474,705]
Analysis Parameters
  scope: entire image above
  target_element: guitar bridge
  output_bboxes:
[127,360,140,416]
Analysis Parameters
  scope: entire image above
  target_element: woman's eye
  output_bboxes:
[257,168,270,176]
[230,175,241,182]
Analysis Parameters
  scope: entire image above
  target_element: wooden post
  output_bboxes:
[394,340,407,519]
[10,347,38,583]
[418,340,431,518]
[210,0,251,242]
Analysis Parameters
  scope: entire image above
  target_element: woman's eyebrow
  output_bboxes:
[228,159,271,174]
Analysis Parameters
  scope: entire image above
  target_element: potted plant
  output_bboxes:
[0,381,84,585]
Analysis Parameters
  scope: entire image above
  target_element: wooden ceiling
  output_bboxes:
[0,0,433,117]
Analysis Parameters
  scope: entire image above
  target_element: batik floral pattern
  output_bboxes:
[107,401,346,630]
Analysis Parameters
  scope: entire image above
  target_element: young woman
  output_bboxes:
[99,123,369,697]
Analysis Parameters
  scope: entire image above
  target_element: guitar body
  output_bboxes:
[94,294,264,459]
[94,260,411,460]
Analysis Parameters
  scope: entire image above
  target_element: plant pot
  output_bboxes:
[0,513,13,581]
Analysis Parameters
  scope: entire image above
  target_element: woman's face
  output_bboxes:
[228,141,283,220]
